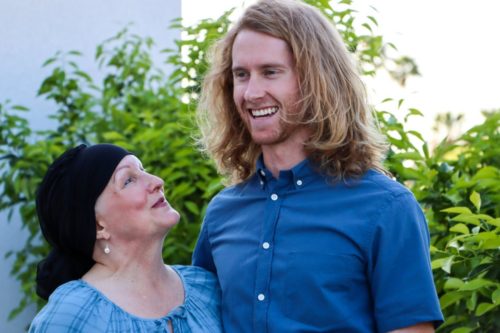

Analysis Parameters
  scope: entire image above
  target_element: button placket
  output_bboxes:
[253,178,283,328]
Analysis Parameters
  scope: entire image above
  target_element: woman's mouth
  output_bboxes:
[152,197,167,208]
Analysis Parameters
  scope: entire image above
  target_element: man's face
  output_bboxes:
[231,29,301,147]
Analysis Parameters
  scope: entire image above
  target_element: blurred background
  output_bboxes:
[1,0,499,331]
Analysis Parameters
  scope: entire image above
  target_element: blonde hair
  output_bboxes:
[197,0,388,183]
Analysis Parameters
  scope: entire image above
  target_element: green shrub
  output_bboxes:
[1,1,498,331]
[379,103,500,332]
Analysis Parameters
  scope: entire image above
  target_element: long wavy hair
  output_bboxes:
[197,0,388,184]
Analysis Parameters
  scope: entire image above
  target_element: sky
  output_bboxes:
[181,0,500,142]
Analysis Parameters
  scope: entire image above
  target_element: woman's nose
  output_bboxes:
[148,174,164,192]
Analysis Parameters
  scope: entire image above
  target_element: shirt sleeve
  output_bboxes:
[173,265,222,331]
[28,282,110,333]
[368,191,443,332]
[192,218,216,273]
[29,292,87,332]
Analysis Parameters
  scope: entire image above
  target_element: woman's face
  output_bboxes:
[94,155,180,241]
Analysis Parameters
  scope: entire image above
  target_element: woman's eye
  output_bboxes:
[124,177,134,187]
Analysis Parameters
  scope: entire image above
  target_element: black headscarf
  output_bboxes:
[35,143,131,300]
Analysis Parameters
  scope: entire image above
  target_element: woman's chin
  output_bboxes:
[161,209,181,228]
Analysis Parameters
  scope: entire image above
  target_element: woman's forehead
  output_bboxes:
[114,155,142,174]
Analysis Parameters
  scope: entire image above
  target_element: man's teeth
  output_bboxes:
[251,107,278,118]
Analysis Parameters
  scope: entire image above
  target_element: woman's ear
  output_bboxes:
[96,220,110,240]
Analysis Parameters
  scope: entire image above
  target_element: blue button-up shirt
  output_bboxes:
[193,158,443,332]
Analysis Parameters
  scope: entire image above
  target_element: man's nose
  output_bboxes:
[244,76,265,101]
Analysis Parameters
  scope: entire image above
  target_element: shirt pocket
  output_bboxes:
[283,251,367,327]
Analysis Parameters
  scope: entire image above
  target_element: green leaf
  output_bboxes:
[459,278,494,291]
[397,98,404,108]
[450,223,469,235]
[469,191,481,211]
[361,23,372,32]
[407,130,424,142]
[444,278,464,290]
[12,105,29,111]
[485,218,500,228]
[74,70,93,82]
[451,214,481,226]
[468,231,496,242]
[184,201,200,215]
[392,152,422,161]
[492,288,500,304]
[481,237,500,250]
[367,15,378,26]
[102,131,125,141]
[466,291,478,312]
[440,291,465,309]
[451,327,473,333]
[408,108,424,117]
[475,302,497,316]
[431,256,454,273]
[472,166,500,180]
[42,57,57,67]
[442,207,472,214]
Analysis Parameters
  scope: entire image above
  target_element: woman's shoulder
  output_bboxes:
[172,265,219,295]
[172,265,220,302]
[29,280,106,332]
[170,265,222,331]
[42,279,96,310]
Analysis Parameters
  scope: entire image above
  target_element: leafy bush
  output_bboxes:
[1,24,228,317]
[380,104,500,332]
[1,1,498,331]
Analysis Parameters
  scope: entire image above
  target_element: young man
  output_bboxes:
[193,0,443,332]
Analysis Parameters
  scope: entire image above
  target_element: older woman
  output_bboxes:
[29,144,221,332]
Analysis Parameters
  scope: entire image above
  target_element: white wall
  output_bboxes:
[0,0,180,331]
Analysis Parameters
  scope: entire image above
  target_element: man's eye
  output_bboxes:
[233,71,247,79]
[264,69,278,76]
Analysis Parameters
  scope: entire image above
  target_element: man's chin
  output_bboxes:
[251,133,290,146]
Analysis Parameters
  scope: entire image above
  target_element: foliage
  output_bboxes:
[1,22,228,318]
[379,103,500,332]
[1,0,498,331]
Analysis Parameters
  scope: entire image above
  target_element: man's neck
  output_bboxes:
[262,144,308,179]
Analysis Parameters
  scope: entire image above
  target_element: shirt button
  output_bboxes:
[271,193,278,201]
[259,180,264,186]
[258,293,265,301]
[260,170,266,176]
[262,242,270,249]
[296,179,303,186]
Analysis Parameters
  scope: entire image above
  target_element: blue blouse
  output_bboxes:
[29,265,222,332]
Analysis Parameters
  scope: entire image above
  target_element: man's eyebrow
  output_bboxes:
[261,63,287,68]
[232,63,287,71]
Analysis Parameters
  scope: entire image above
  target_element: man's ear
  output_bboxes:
[96,220,110,240]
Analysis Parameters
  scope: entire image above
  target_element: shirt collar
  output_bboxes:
[255,155,316,189]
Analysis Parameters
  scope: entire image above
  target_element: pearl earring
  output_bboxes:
[104,244,110,254]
